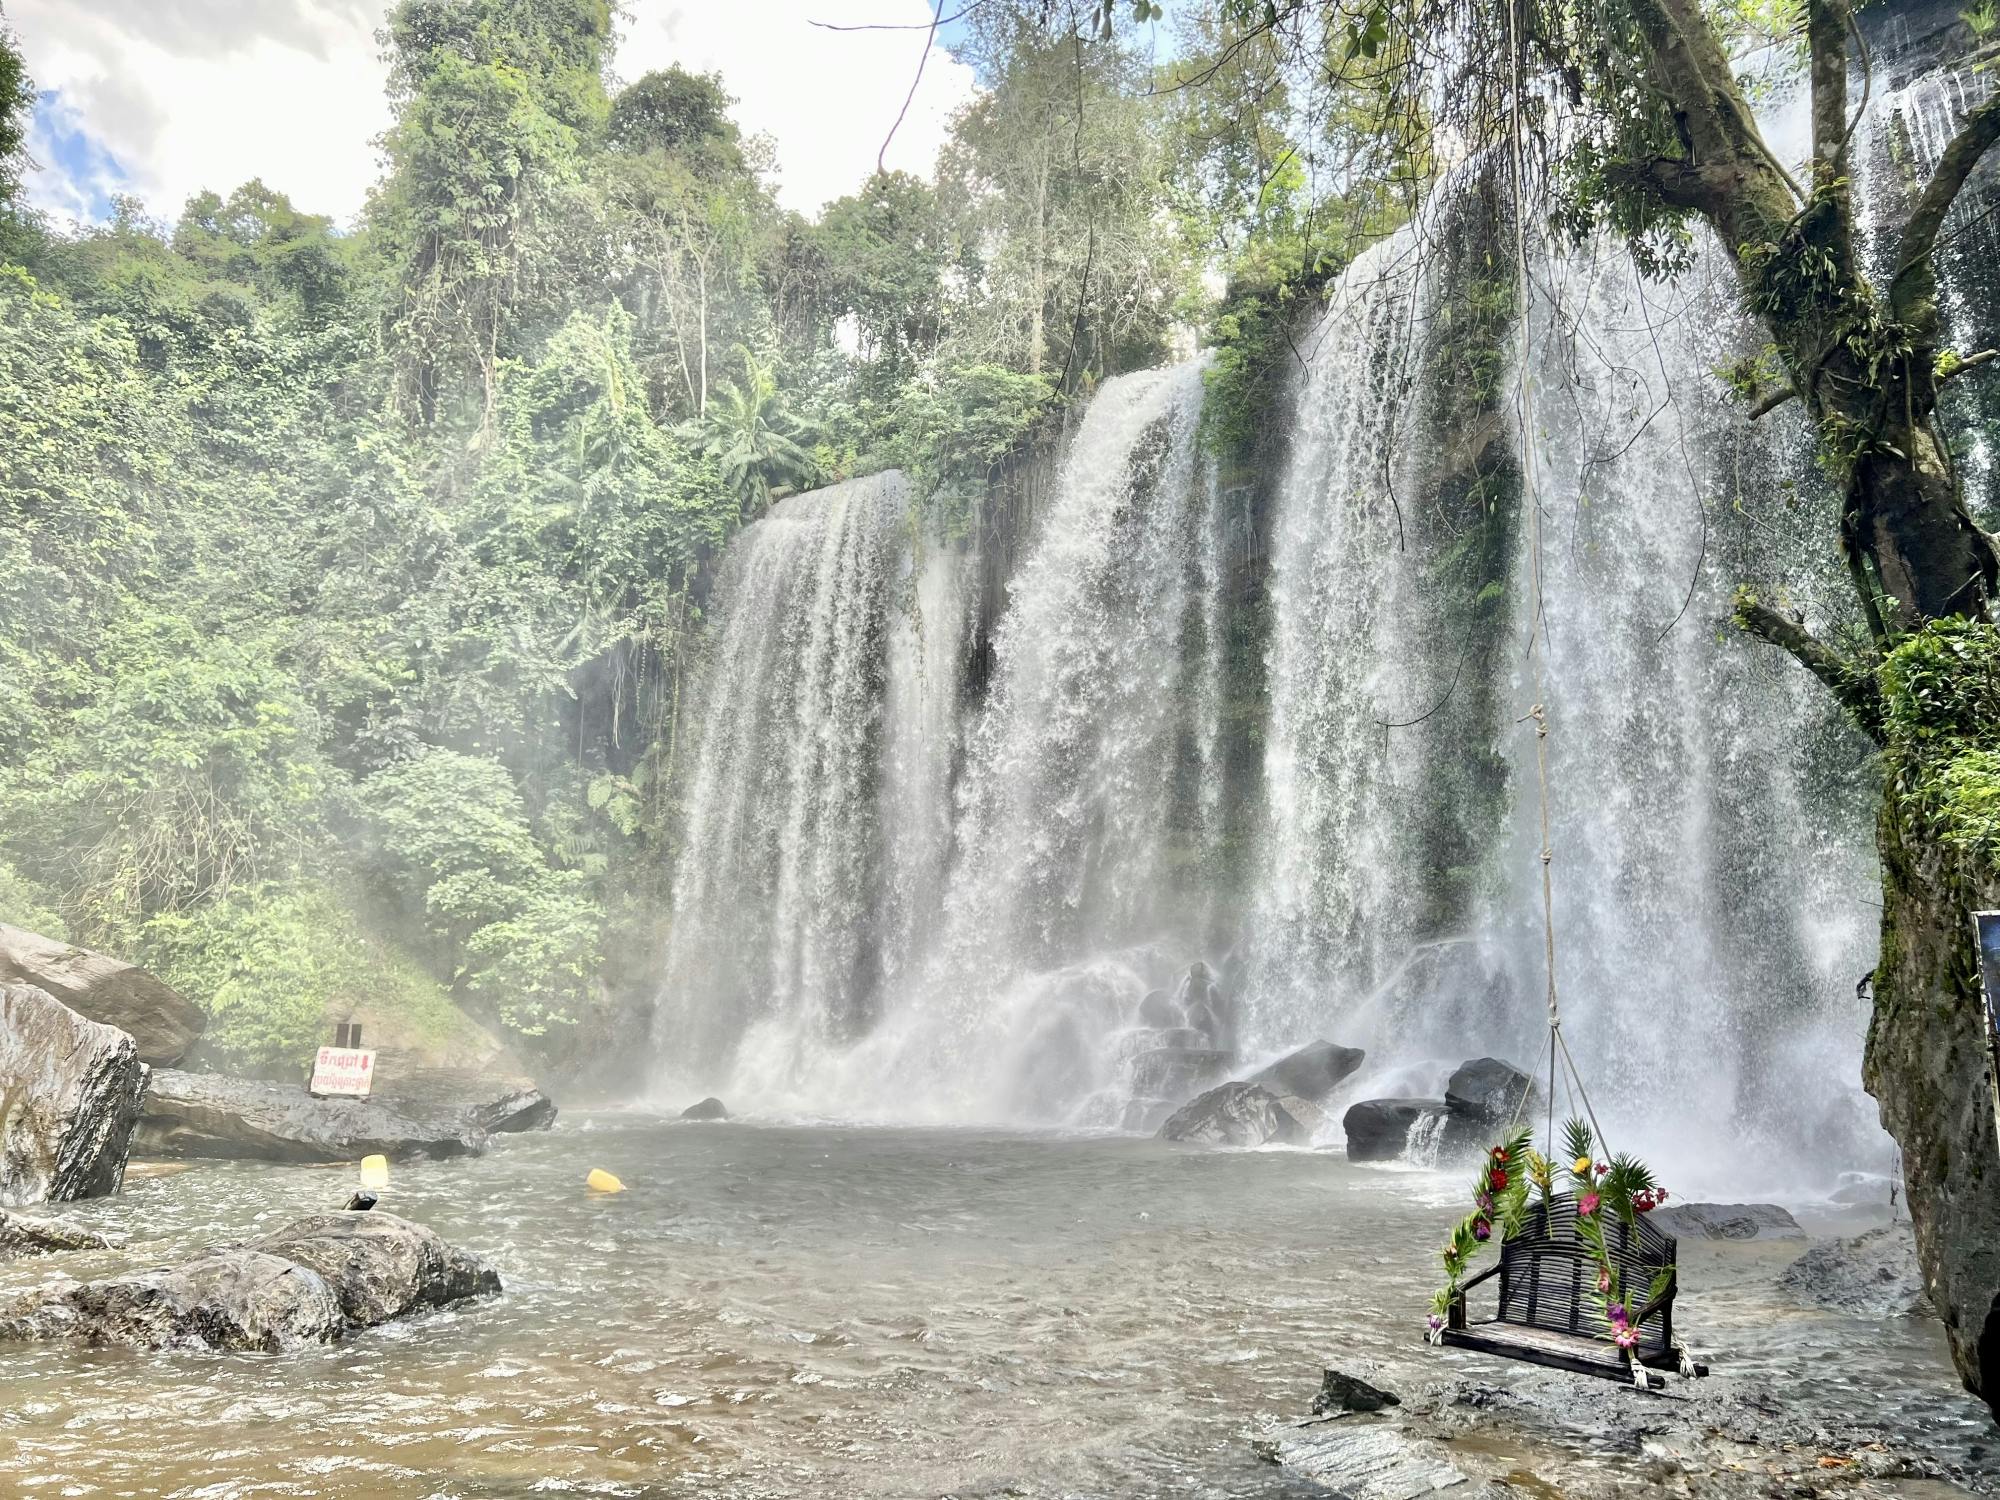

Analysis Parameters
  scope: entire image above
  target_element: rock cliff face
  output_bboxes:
[0,982,145,1206]
[0,924,204,1066]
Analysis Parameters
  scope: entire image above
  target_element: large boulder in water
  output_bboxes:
[1779,1224,1929,1318]
[0,982,145,1206]
[135,1070,487,1163]
[1650,1201,1804,1241]
[1159,1082,1304,1146]
[0,923,204,1066]
[1444,1057,1537,1128]
[1342,1098,1452,1163]
[680,1096,728,1121]
[0,1210,499,1352]
[1249,1041,1366,1103]
[369,1068,557,1135]
[0,1208,117,1259]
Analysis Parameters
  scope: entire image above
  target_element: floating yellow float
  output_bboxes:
[359,1154,390,1190]
[586,1167,625,1194]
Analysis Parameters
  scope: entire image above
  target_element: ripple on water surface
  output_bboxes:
[0,1114,1988,1498]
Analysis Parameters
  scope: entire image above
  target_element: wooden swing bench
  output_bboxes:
[1440,1193,1708,1390]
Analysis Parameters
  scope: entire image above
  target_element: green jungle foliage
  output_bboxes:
[0,0,1365,1072]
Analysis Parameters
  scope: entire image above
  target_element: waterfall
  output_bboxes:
[654,472,943,1094]
[1239,165,1883,1183]
[876,362,1230,1121]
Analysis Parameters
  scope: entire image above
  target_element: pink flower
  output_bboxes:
[1614,1325,1639,1349]
[1472,1217,1493,1242]
[1607,1302,1627,1325]
[1596,1265,1611,1293]
[1579,1192,1601,1217]
[1427,1314,1444,1332]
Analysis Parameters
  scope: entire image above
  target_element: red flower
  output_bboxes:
[1490,1146,1509,1163]
[1489,1170,1509,1190]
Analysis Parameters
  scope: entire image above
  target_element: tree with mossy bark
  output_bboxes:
[1085,0,2000,1417]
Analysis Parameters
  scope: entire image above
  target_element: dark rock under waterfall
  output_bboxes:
[680,1096,729,1121]
[1158,1083,1304,1146]
[1249,1041,1365,1103]
[1342,1098,1452,1163]
[0,981,145,1206]
[1443,1057,1536,1127]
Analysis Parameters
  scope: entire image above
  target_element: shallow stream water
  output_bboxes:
[0,1117,1991,1498]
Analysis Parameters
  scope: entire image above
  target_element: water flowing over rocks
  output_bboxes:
[135,1070,489,1163]
[0,924,204,1066]
[1650,1201,1805,1241]
[0,981,145,1206]
[0,1210,499,1352]
[0,1208,117,1259]
[1781,1224,1930,1318]
[1157,1082,1303,1146]
[1342,1098,1452,1163]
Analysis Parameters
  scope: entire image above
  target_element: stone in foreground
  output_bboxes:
[0,981,146,1206]
[680,1096,729,1121]
[1249,1040,1365,1103]
[1650,1201,1804,1241]
[368,1068,558,1135]
[1158,1082,1303,1146]
[0,923,205,1065]
[135,1069,486,1163]
[0,1208,118,1259]
[1256,1418,1491,1499]
[0,1210,499,1352]
[1779,1224,1929,1318]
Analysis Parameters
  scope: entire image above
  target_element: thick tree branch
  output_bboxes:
[1733,590,1883,739]
[1894,91,2000,304]
[1808,0,1854,271]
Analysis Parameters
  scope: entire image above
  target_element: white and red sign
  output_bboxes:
[310,1046,376,1098]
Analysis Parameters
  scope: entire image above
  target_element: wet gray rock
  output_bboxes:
[1159,1082,1303,1146]
[1650,1201,1804,1241]
[1313,1366,1401,1415]
[0,1208,117,1259]
[1342,1098,1450,1163]
[1444,1057,1536,1127]
[1256,1417,1494,1498]
[1129,1047,1232,1102]
[0,981,146,1206]
[0,923,205,1066]
[0,1210,498,1352]
[250,1211,501,1327]
[135,1070,486,1163]
[370,1068,557,1135]
[1249,1040,1366,1104]
[1779,1224,1930,1317]
[1137,988,1179,1028]
[680,1096,728,1121]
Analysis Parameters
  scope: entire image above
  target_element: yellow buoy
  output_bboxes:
[359,1154,390,1191]
[586,1167,625,1194]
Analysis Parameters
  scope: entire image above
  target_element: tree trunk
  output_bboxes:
[1867,787,2000,1402]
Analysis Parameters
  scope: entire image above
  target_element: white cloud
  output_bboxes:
[7,0,977,227]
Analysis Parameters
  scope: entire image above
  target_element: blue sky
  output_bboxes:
[7,1,983,227]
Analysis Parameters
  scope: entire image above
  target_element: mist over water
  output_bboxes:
[654,164,1896,1192]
